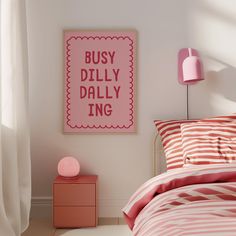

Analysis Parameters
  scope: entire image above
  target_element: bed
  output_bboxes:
[122,115,236,236]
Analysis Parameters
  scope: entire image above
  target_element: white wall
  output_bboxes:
[186,0,236,118]
[26,0,236,217]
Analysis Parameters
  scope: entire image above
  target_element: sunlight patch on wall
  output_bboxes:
[187,0,236,67]
[202,57,226,72]
[186,0,236,118]
[203,0,236,21]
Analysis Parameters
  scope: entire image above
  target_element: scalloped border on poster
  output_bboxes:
[64,30,137,133]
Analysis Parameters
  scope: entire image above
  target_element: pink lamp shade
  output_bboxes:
[182,48,204,83]
[178,48,204,85]
[57,156,80,177]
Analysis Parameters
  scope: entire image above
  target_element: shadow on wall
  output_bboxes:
[207,66,236,103]
[191,58,236,119]
[205,57,236,115]
[185,0,236,118]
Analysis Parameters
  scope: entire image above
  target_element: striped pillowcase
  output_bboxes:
[154,120,197,170]
[154,115,236,170]
[181,122,236,164]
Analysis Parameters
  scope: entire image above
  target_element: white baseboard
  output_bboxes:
[31,197,52,219]
[31,197,127,219]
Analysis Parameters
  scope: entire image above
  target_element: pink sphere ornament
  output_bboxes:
[57,156,80,177]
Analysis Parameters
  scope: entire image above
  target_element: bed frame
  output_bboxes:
[153,133,166,176]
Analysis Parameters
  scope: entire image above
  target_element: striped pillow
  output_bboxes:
[154,120,197,170]
[154,115,236,170]
[181,122,236,164]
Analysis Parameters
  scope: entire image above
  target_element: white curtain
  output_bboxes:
[0,0,31,235]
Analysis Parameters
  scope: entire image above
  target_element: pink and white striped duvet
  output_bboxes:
[122,164,236,236]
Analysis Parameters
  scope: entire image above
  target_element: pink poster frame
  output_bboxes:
[64,30,137,133]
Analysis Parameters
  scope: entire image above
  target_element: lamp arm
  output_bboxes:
[186,85,189,120]
[188,48,192,57]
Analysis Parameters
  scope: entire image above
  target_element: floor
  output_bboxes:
[21,219,132,236]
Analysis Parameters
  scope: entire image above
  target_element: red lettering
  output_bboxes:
[88,69,95,81]
[81,69,87,81]
[84,51,116,64]
[96,69,103,82]
[88,103,113,116]
[92,51,100,64]
[88,103,94,116]
[105,69,111,81]
[113,69,120,81]
[85,51,91,64]
[101,51,108,64]
[97,87,104,99]
[114,86,120,99]
[104,104,112,116]
[87,86,95,99]
[108,51,115,64]
[106,86,112,99]
[80,86,87,99]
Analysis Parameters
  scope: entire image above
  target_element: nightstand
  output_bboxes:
[53,175,98,228]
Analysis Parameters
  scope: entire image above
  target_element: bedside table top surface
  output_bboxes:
[54,175,98,184]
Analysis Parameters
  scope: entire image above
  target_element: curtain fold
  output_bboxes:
[0,0,31,235]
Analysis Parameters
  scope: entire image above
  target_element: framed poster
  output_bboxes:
[64,30,136,133]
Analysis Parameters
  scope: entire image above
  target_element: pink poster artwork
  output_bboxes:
[64,30,136,133]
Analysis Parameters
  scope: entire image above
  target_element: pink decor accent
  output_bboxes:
[181,122,236,164]
[54,183,95,206]
[154,115,236,170]
[178,48,204,85]
[64,31,136,133]
[57,156,80,177]
[122,164,236,231]
[53,175,98,228]
[54,207,96,228]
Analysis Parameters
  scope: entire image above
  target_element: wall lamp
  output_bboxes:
[178,48,204,118]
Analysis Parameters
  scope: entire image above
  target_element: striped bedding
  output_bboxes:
[181,122,236,164]
[154,115,236,170]
[122,164,236,235]
[154,119,197,170]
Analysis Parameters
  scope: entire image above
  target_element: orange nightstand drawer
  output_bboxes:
[53,206,96,228]
[54,184,95,206]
